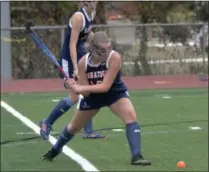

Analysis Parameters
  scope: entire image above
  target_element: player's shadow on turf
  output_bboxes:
[0,136,43,146]
[1,119,207,146]
[52,119,208,137]
[94,119,208,132]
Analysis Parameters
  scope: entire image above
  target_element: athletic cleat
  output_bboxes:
[39,120,52,140]
[42,148,60,161]
[131,155,151,166]
[83,131,106,139]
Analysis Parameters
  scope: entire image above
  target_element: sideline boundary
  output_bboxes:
[1,101,99,172]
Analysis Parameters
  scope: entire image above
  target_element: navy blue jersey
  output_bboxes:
[85,50,127,94]
[60,8,93,62]
[59,8,94,78]
[77,50,128,110]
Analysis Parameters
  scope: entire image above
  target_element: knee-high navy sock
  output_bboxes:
[53,127,74,152]
[126,122,141,158]
[45,97,72,125]
[84,120,93,133]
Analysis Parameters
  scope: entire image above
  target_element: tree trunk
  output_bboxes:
[134,15,151,76]
[93,2,107,32]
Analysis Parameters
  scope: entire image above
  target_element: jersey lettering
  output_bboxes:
[85,52,127,92]
[87,71,105,79]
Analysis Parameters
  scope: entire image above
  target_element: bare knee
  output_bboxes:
[123,109,137,124]
[111,98,138,124]
[67,123,81,135]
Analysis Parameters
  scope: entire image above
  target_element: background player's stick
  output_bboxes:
[25,21,69,79]
[25,22,83,98]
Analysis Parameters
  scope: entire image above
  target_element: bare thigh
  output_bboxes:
[67,109,99,134]
[109,97,137,124]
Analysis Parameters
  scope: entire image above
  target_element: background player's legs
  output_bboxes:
[40,89,104,140]
[42,109,99,161]
[44,90,78,125]
[67,109,99,134]
[109,97,151,165]
[39,90,78,140]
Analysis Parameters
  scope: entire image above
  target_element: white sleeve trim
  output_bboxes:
[85,53,90,72]
[69,12,85,32]
[106,50,122,70]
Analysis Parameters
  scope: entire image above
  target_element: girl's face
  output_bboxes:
[84,1,98,12]
[92,42,112,62]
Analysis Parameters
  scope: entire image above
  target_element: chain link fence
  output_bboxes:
[1,23,208,79]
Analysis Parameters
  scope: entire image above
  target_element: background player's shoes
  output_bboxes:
[83,131,106,139]
[39,120,52,140]
[42,148,60,161]
[131,155,151,166]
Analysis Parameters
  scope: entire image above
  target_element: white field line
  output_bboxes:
[1,127,205,149]
[142,128,204,135]
[189,126,202,130]
[16,131,59,135]
[1,101,99,172]
[3,124,25,127]
[1,140,45,147]
[49,94,208,102]
[15,127,205,136]
[52,99,60,102]
[129,94,208,99]
[3,128,205,148]
[154,94,207,98]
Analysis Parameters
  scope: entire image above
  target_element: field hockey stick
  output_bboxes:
[25,21,69,79]
[25,22,83,97]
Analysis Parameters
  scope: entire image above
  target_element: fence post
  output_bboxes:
[202,23,205,68]
[60,28,64,49]
[0,1,12,81]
